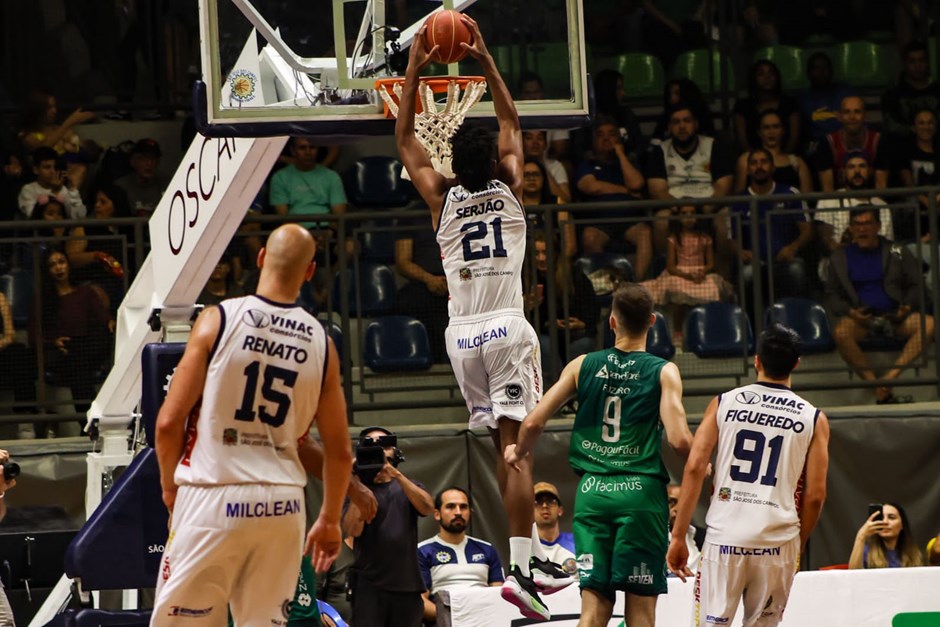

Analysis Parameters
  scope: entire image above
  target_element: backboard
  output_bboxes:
[196,0,590,137]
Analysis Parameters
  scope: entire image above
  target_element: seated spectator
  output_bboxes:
[647,104,733,264]
[115,139,169,218]
[533,232,598,372]
[734,109,812,193]
[532,482,577,576]
[825,208,933,404]
[270,136,347,227]
[517,72,569,162]
[815,154,894,254]
[394,215,448,363]
[18,89,99,166]
[522,159,575,258]
[667,483,703,574]
[593,69,644,157]
[849,503,924,569]
[650,79,715,147]
[641,204,731,343]
[418,487,503,625]
[523,131,571,204]
[0,291,39,439]
[896,108,940,239]
[575,115,650,279]
[816,96,888,191]
[881,41,940,145]
[18,147,86,219]
[32,249,113,433]
[733,60,802,154]
[730,149,813,299]
[197,252,244,306]
[797,52,855,157]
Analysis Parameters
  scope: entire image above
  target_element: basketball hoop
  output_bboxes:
[376,76,487,178]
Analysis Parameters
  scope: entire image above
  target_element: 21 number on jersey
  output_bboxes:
[460,218,507,261]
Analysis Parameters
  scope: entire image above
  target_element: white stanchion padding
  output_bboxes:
[450,567,940,626]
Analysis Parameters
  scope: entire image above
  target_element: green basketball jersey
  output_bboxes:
[569,349,668,481]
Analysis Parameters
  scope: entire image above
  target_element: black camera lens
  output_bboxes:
[3,463,20,481]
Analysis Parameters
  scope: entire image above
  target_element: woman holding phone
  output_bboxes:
[849,502,924,569]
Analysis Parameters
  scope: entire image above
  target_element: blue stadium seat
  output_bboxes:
[333,262,397,316]
[573,254,635,282]
[72,609,151,626]
[0,269,32,328]
[323,320,343,359]
[684,303,755,358]
[646,311,676,360]
[318,600,349,626]
[764,298,835,354]
[360,222,397,264]
[363,316,433,373]
[345,156,412,207]
[141,343,186,448]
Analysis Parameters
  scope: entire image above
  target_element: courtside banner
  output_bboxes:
[450,567,940,626]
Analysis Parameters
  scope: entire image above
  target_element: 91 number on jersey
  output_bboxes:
[730,428,783,486]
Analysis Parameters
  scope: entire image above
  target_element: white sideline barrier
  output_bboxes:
[450,567,940,626]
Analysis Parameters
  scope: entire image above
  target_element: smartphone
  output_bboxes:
[868,503,883,521]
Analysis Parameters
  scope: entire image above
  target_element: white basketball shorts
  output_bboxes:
[151,483,305,626]
[692,536,800,627]
[445,313,542,430]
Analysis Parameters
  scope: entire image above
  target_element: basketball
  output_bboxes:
[425,10,473,65]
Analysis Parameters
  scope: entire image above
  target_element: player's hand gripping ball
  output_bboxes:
[424,10,474,64]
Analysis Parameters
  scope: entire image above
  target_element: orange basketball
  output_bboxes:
[425,10,473,65]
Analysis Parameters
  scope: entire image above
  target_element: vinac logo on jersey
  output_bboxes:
[243,309,269,328]
[736,391,760,405]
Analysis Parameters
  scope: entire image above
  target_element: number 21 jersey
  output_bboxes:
[707,382,818,547]
[175,295,327,488]
[437,180,527,321]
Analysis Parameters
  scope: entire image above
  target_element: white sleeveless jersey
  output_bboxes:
[706,382,818,547]
[174,295,327,487]
[662,135,715,198]
[437,180,527,322]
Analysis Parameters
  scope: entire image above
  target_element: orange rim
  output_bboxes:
[375,76,486,118]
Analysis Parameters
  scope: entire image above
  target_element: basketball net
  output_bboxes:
[377,77,487,179]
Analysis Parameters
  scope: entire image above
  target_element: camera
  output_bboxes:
[3,462,19,482]
[354,427,404,483]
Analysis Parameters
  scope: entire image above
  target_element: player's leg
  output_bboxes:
[623,592,657,627]
[578,588,616,627]
[693,542,747,627]
[445,323,496,431]
[740,538,800,627]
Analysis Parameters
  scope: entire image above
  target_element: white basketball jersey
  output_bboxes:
[437,180,527,321]
[662,135,715,198]
[174,295,327,487]
[706,382,818,547]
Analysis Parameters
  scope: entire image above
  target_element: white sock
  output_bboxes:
[509,536,532,576]
[531,523,548,560]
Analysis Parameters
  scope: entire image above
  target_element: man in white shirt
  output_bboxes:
[17,146,86,219]
[532,482,577,577]
[815,152,894,251]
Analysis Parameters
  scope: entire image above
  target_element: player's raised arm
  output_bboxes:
[506,355,585,468]
[667,395,719,582]
[154,306,220,513]
[799,411,830,551]
[659,362,693,459]
[459,15,523,197]
[395,26,447,224]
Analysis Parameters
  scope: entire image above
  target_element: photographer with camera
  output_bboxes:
[343,427,433,627]
[17,147,86,219]
[0,449,20,627]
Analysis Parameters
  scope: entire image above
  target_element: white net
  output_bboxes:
[378,78,488,178]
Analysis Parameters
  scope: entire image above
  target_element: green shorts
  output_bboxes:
[573,473,669,600]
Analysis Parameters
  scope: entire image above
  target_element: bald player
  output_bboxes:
[153,224,353,626]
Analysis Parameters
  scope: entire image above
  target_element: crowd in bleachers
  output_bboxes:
[6,3,940,437]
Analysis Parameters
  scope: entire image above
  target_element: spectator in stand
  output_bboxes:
[881,41,940,143]
[394,215,448,363]
[576,115,650,279]
[733,60,802,154]
[816,96,889,191]
[522,159,575,259]
[650,79,715,147]
[0,291,39,440]
[18,90,99,167]
[532,231,598,373]
[523,131,571,203]
[897,108,940,236]
[849,503,924,568]
[517,72,569,163]
[18,147,86,219]
[33,248,113,434]
[731,148,813,299]
[270,136,347,227]
[647,103,734,258]
[815,153,894,254]
[826,207,933,404]
[115,139,168,218]
[594,69,644,159]
[196,252,244,306]
[532,482,577,577]
[417,487,503,624]
[797,52,855,156]
[734,109,812,193]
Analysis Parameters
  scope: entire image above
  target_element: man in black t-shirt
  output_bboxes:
[343,427,434,627]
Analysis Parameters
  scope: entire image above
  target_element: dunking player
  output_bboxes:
[506,284,694,627]
[395,15,572,621]
[152,224,353,625]
[667,323,830,627]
